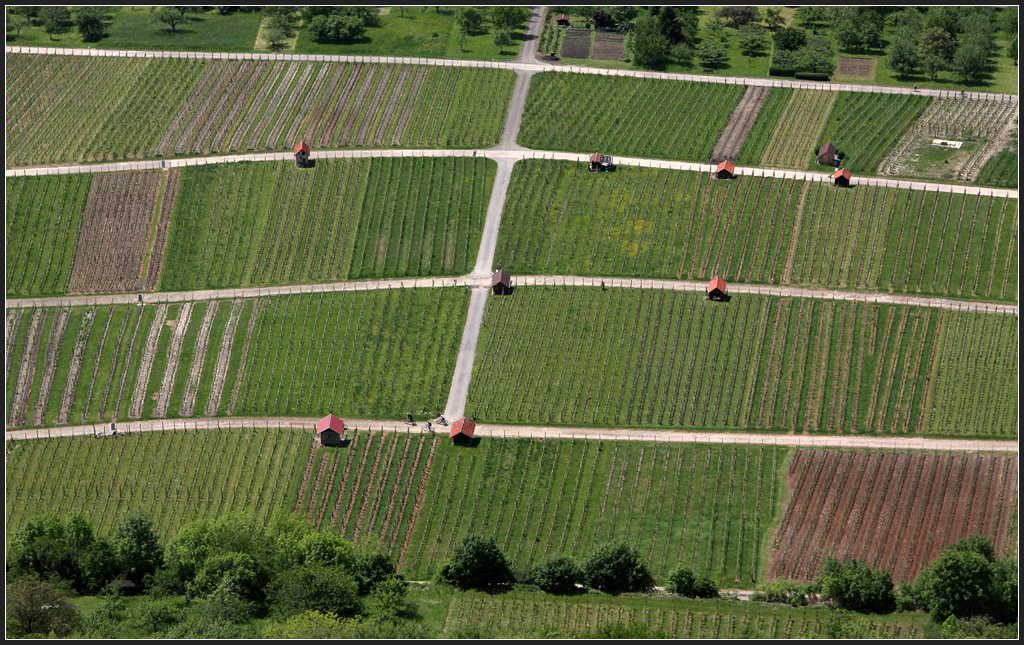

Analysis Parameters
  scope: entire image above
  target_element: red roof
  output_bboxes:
[449,418,476,439]
[818,142,837,156]
[707,276,727,294]
[558,14,568,20]
[716,160,735,174]
[294,140,310,156]
[316,414,344,435]
[590,152,603,163]
[833,168,851,180]
[491,269,511,288]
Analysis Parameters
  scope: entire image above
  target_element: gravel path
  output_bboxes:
[7,416,1016,453]
[7,44,1015,101]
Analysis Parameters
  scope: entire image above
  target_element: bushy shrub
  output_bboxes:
[666,566,719,598]
[531,555,582,595]
[437,536,514,590]
[581,543,655,594]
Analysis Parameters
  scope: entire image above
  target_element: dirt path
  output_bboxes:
[710,85,770,164]
[7,416,1017,454]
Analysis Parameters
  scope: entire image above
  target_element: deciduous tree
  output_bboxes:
[581,543,655,594]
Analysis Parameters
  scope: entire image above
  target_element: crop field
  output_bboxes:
[591,32,627,61]
[4,289,468,429]
[559,29,592,59]
[709,85,771,164]
[162,157,493,290]
[465,288,1017,436]
[975,151,1019,189]
[4,428,307,541]
[494,161,1018,301]
[5,54,514,166]
[814,93,931,173]
[518,73,744,162]
[768,450,1018,583]
[735,87,792,165]
[758,90,836,169]
[443,590,926,638]
[5,175,90,297]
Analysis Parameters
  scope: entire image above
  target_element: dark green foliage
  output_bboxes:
[489,6,529,33]
[153,6,188,33]
[531,556,582,595]
[299,531,356,569]
[917,27,956,79]
[819,557,896,614]
[129,595,180,634]
[773,26,807,51]
[696,38,728,67]
[353,545,399,594]
[8,513,98,592]
[438,536,515,590]
[189,552,262,600]
[912,536,1015,624]
[886,28,921,77]
[629,17,670,69]
[939,615,1019,639]
[951,34,992,81]
[270,564,362,618]
[114,511,164,586]
[717,6,760,29]
[581,543,655,594]
[666,566,719,598]
[74,6,108,41]
[455,7,483,36]
[305,7,380,43]
[738,24,770,57]
[38,6,72,40]
[752,580,811,606]
[5,577,81,637]
[82,537,121,592]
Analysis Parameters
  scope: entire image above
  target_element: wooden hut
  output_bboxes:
[294,140,310,168]
[715,160,735,179]
[491,269,512,295]
[588,153,614,172]
[315,413,345,446]
[557,14,570,26]
[707,276,727,301]
[833,168,851,187]
[816,142,837,166]
[449,418,476,446]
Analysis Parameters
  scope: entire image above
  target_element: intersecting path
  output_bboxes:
[7,416,1017,453]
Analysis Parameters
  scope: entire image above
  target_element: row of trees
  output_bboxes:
[628,7,780,70]
[436,536,718,598]
[7,6,111,41]
[6,511,407,638]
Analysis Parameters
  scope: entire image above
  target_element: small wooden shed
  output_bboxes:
[833,168,851,187]
[715,160,735,179]
[817,142,837,166]
[707,276,728,301]
[294,140,310,168]
[491,269,512,295]
[449,418,476,446]
[316,413,345,446]
[588,153,614,172]
[557,14,570,26]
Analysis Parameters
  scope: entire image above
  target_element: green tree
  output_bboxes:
[82,537,120,592]
[270,564,362,618]
[493,28,513,54]
[353,542,398,594]
[8,513,92,590]
[763,8,784,31]
[656,6,683,44]
[438,536,514,590]
[73,6,108,41]
[299,530,355,570]
[7,11,32,38]
[738,24,770,58]
[189,551,262,600]
[773,26,807,51]
[115,511,163,586]
[581,543,655,594]
[265,23,289,48]
[951,34,991,82]
[818,557,896,614]
[154,6,188,33]
[717,6,760,29]
[666,566,719,598]
[987,557,1018,625]
[129,595,179,634]
[489,6,528,34]
[38,6,72,40]
[368,575,412,621]
[925,7,962,37]
[915,547,994,622]
[531,555,582,595]
[5,577,81,637]
[608,6,639,31]
[696,38,729,68]
[917,27,956,79]
[455,7,483,36]
[629,17,670,69]
[886,28,921,77]
[940,615,1018,639]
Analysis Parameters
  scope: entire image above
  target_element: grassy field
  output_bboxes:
[976,150,1019,189]
[442,589,928,638]
[162,158,493,290]
[4,428,308,541]
[5,54,514,166]
[464,287,1018,436]
[517,73,744,161]
[814,93,931,173]
[4,289,468,429]
[493,161,1019,301]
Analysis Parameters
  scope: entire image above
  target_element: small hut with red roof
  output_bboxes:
[817,142,837,166]
[449,418,476,446]
[491,269,512,295]
[294,140,310,168]
[833,168,851,187]
[316,413,345,446]
[557,13,570,26]
[715,159,735,179]
[707,276,728,302]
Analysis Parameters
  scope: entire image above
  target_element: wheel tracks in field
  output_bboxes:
[128,303,168,419]
[179,300,219,417]
[30,308,70,426]
[709,85,770,164]
[8,309,45,427]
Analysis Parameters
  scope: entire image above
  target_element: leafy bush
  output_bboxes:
[912,536,1017,624]
[581,543,655,594]
[437,536,514,590]
[752,580,811,606]
[666,566,719,598]
[794,71,831,80]
[818,557,896,614]
[270,564,362,618]
[531,555,582,595]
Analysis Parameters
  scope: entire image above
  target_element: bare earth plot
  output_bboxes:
[836,57,874,78]
[709,85,771,164]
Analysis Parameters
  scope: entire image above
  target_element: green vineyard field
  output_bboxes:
[735,87,793,165]
[4,288,468,429]
[465,287,1018,436]
[975,150,1019,189]
[814,93,931,173]
[162,157,493,289]
[5,54,514,166]
[517,72,744,161]
[494,161,1018,301]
